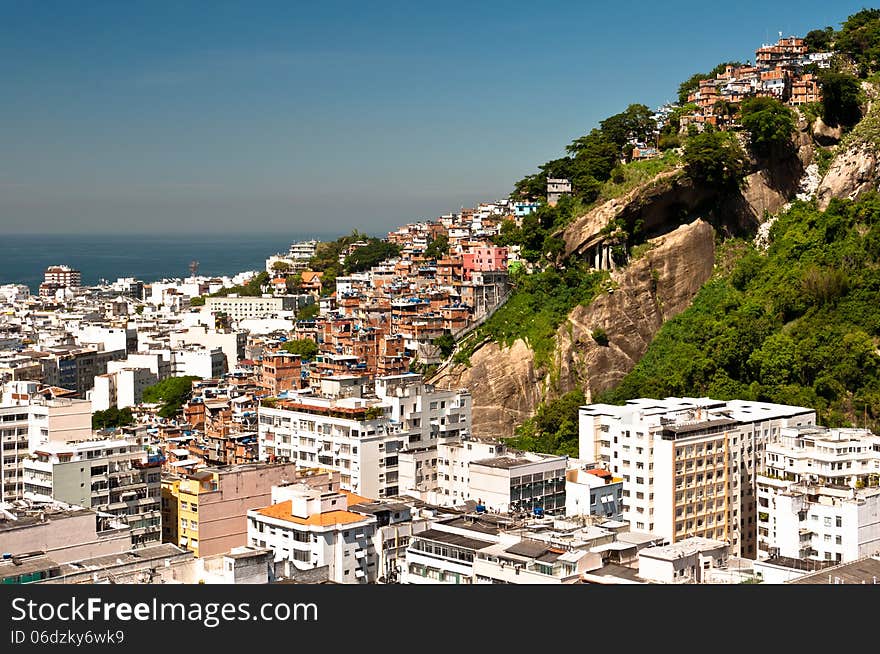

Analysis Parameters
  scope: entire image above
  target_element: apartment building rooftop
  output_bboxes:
[471,452,564,469]
[414,528,495,550]
[789,555,880,584]
[638,537,728,561]
[0,505,95,533]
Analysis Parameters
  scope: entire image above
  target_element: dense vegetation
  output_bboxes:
[453,263,608,370]
[511,104,657,205]
[424,233,449,260]
[280,338,319,359]
[739,97,796,157]
[682,129,749,188]
[210,271,270,297]
[599,195,880,430]
[142,376,199,419]
[307,231,401,295]
[505,390,585,457]
[92,406,134,430]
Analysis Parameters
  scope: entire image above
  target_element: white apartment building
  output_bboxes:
[172,347,226,379]
[72,325,137,355]
[247,484,379,584]
[22,429,162,547]
[92,367,158,411]
[757,425,880,563]
[403,515,503,584]
[258,374,471,499]
[579,397,816,557]
[205,295,307,322]
[344,499,432,583]
[169,325,246,373]
[399,435,504,505]
[637,537,729,584]
[468,453,568,517]
[288,240,318,261]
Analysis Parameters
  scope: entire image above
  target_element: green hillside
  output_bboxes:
[599,194,880,429]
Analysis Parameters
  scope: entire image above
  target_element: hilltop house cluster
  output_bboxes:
[682,35,834,130]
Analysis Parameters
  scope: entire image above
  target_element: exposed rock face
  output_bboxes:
[561,171,714,260]
[553,219,716,402]
[812,117,844,146]
[430,338,542,437]
[816,142,880,209]
[430,219,716,437]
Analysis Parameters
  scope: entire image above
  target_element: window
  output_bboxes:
[835,516,842,528]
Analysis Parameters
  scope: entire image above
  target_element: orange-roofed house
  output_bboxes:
[247,485,379,583]
[300,271,324,298]
[564,464,624,521]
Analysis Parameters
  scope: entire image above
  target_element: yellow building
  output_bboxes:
[162,462,299,558]
[160,477,181,545]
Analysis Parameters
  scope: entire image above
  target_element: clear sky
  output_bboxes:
[0,0,868,236]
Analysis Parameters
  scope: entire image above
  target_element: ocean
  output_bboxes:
[0,233,336,292]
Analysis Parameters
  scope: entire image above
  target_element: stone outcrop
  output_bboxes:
[429,337,543,437]
[816,142,880,209]
[812,116,844,146]
[552,219,716,403]
[561,170,714,261]
[430,219,716,437]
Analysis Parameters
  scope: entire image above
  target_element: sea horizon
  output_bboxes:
[0,232,352,292]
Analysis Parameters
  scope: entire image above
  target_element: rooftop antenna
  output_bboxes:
[189,260,200,278]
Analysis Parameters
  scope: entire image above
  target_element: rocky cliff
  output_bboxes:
[816,141,880,209]
[429,112,867,440]
[431,219,716,437]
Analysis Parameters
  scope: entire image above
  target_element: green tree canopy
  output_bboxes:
[740,96,795,157]
[682,130,749,188]
[344,240,401,273]
[599,104,657,159]
[804,26,835,52]
[819,70,862,127]
[835,9,880,75]
[92,406,135,430]
[142,376,199,419]
[280,338,319,359]
[424,233,449,260]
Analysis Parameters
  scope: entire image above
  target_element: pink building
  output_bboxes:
[462,246,508,281]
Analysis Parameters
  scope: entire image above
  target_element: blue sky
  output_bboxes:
[0,0,868,235]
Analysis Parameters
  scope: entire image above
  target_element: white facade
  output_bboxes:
[579,397,815,557]
[247,484,378,584]
[757,426,880,563]
[172,347,226,379]
[637,537,730,584]
[258,374,471,499]
[205,295,301,322]
[72,325,136,355]
[400,436,505,505]
[468,453,568,516]
[92,367,158,411]
[170,325,245,373]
